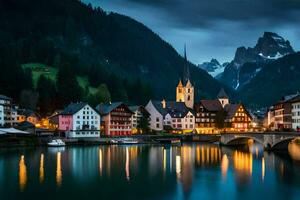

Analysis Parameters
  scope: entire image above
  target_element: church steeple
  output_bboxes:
[183,44,190,85]
[175,45,194,109]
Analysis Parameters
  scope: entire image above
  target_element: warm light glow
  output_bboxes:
[176,155,181,176]
[163,148,167,173]
[56,152,62,187]
[39,153,44,183]
[19,155,27,191]
[233,151,253,175]
[221,154,229,180]
[125,147,130,181]
[99,148,103,176]
[262,157,265,181]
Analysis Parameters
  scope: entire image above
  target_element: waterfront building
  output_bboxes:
[224,104,252,132]
[194,100,224,134]
[129,106,150,134]
[58,102,101,138]
[145,100,165,131]
[145,100,195,133]
[0,95,13,127]
[97,102,133,136]
[290,95,300,131]
[16,109,40,125]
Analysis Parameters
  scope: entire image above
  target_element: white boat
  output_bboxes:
[47,139,66,147]
[119,138,139,144]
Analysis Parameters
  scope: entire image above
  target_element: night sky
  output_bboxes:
[84,0,300,64]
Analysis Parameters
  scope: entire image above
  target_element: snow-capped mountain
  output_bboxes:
[198,59,228,78]
[219,32,295,90]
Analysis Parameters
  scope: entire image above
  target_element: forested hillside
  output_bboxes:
[0,0,222,115]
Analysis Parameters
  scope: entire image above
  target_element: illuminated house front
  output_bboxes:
[224,104,252,132]
[146,100,195,133]
[58,102,101,138]
[97,102,133,136]
[194,100,224,134]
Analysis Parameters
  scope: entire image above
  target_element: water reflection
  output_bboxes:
[56,152,62,187]
[288,142,300,161]
[221,154,229,180]
[1,143,300,199]
[39,153,44,183]
[19,155,27,191]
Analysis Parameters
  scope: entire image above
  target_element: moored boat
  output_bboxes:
[47,139,66,147]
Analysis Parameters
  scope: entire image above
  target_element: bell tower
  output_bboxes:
[176,79,184,102]
[176,45,194,109]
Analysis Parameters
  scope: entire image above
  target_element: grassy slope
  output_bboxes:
[22,63,97,94]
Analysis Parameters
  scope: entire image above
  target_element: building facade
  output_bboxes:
[290,96,300,131]
[224,104,252,132]
[59,103,101,138]
[145,100,165,131]
[273,101,292,130]
[0,95,13,127]
[129,106,150,134]
[97,102,133,136]
[194,100,224,134]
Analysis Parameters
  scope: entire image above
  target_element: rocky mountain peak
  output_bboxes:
[254,32,294,58]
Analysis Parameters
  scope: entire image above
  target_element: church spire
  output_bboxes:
[183,44,190,85]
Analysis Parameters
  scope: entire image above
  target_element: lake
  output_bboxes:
[1,142,300,200]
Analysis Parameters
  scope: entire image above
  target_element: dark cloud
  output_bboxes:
[84,0,300,63]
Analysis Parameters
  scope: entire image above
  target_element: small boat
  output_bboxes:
[155,138,182,145]
[118,138,139,144]
[47,139,66,147]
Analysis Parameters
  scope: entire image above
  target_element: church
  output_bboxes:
[145,47,195,133]
[145,46,252,134]
[175,46,194,109]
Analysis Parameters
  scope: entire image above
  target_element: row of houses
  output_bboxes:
[266,93,300,131]
[0,95,40,127]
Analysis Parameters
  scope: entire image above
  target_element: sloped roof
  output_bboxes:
[97,102,133,115]
[129,105,150,115]
[200,100,223,112]
[17,121,35,128]
[217,88,229,99]
[224,104,240,119]
[151,100,193,118]
[288,95,300,103]
[0,95,12,101]
[18,109,40,118]
[0,128,29,134]
[61,102,88,115]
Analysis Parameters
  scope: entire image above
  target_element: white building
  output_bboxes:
[59,103,101,138]
[145,100,195,133]
[0,95,12,127]
[164,111,195,132]
[145,100,165,131]
[0,105,4,126]
[129,106,150,130]
[291,96,300,131]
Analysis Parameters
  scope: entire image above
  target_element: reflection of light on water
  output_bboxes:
[221,154,229,180]
[163,148,166,173]
[233,151,253,175]
[288,142,300,161]
[125,147,130,181]
[39,153,44,183]
[19,155,27,191]
[99,148,103,176]
[56,152,62,187]
[176,155,181,177]
[195,146,221,165]
[262,157,265,181]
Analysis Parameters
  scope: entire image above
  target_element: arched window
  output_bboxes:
[188,95,190,101]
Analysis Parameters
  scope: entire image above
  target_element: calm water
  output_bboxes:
[1,143,300,200]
